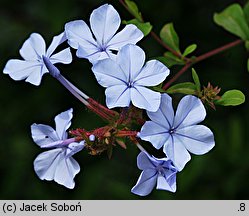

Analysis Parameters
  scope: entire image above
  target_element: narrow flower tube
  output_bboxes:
[42,56,117,121]
[41,137,77,148]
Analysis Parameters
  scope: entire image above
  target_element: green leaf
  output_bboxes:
[166,82,197,95]
[192,68,201,92]
[243,1,249,26]
[183,44,197,57]
[123,19,152,36]
[160,23,181,53]
[215,90,245,106]
[214,4,249,40]
[124,0,143,22]
[245,40,249,51]
[247,58,249,72]
[156,52,185,68]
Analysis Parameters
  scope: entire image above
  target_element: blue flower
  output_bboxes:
[31,108,84,189]
[139,94,215,171]
[92,44,170,112]
[65,4,143,63]
[132,151,177,196]
[3,32,72,86]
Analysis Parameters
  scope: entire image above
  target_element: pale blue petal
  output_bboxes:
[3,59,42,82]
[25,68,45,86]
[108,24,143,50]
[54,156,80,189]
[131,86,161,112]
[34,148,64,181]
[65,20,97,50]
[31,123,59,147]
[137,151,156,170]
[66,141,85,158]
[76,45,100,62]
[131,169,157,196]
[156,173,176,192]
[174,95,206,129]
[77,48,114,63]
[139,121,170,150]
[163,135,191,171]
[19,33,46,60]
[147,93,174,129]
[46,32,67,57]
[90,4,120,45]
[176,125,215,155]
[105,85,131,108]
[81,49,116,64]
[49,48,72,64]
[117,44,145,82]
[92,59,127,87]
[55,108,73,140]
[134,60,169,86]
[34,148,80,189]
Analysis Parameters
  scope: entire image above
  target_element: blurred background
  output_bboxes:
[1,0,249,199]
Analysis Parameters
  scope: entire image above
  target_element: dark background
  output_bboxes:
[1,0,249,199]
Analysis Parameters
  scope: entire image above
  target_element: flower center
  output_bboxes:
[99,45,106,52]
[169,127,176,135]
[127,81,134,88]
[156,165,165,175]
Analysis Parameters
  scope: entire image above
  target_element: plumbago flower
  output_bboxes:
[132,151,177,196]
[31,108,85,189]
[3,32,72,86]
[65,4,143,63]
[139,94,215,171]
[92,44,170,112]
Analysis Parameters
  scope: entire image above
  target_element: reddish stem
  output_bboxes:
[88,98,118,118]
[163,39,243,90]
[87,104,114,122]
[163,63,192,90]
[194,39,242,63]
[116,130,138,137]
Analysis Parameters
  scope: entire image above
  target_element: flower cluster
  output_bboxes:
[3,3,215,195]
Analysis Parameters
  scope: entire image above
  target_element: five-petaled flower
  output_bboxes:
[139,94,215,171]
[3,32,72,86]
[65,4,143,63]
[92,44,170,112]
[31,108,85,189]
[132,151,177,196]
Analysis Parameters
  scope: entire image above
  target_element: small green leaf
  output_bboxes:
[166,82,197,95]
[215,90,245,106]
[214,4,249,40]
[192,68,201,92]
[124,0,143,22]
[160,23,181,53]
[183,44,197,57]
[123,19,152,36]
[152,85,167,93]
[156,52,185,68]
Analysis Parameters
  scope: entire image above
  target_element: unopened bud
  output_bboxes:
[89,134,95,142]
